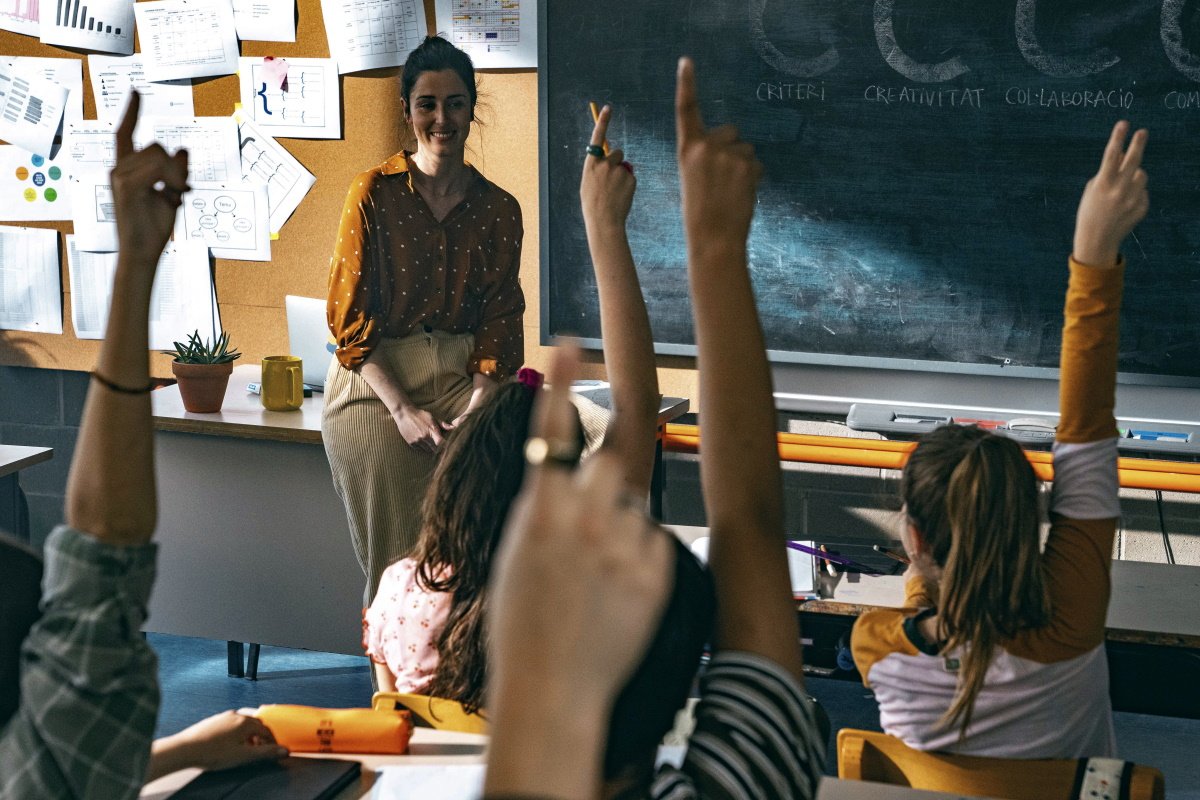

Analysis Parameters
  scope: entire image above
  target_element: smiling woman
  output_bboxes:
[321,35,526,606]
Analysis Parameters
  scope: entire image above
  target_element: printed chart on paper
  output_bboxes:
[451,0,518,45]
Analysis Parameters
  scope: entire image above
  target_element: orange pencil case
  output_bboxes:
[255,705,414,754]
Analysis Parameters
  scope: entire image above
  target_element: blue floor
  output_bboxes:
[152,634,1200,795]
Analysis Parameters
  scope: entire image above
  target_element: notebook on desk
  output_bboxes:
[169,756,360,799]
[285,295,336,392]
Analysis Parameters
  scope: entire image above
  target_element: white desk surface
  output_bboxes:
[0,444,53,478]
[140,728,488,799]
[152,365,690,445]
[816,779,996,799]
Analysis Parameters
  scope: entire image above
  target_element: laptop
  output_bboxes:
[285,295,336,392]
[169,756,360,799]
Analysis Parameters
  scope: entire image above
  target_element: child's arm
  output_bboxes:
[581,105,660,495]
[677,59,803,679]
[1014,122,1146,660]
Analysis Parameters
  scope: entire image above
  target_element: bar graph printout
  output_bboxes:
[0,0,40,40]
[134,0,239,81]
[40,0,134,54]
[0,224,61,334]
[234,111,315,234]
[0,61,67,156]
[321,0,426,74]
[434,0,535,68]
[88,55,193,123]
[238,57,340,138]
[3,57,82,123]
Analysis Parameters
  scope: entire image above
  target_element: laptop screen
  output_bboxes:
[284,295,336,390]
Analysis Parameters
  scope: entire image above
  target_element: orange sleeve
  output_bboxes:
[852,610,920,687]
[468,198,525,380]
[904,574,938,609]
[327,172,386,370]
[1056,256,1124,444]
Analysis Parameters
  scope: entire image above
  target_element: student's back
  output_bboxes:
[852,121,1149,758]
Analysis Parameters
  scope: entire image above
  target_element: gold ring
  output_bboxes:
[524,436,582,468]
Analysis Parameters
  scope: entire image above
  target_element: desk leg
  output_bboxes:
[246,643,260,681]
[651,436,665,520]
[0,474,29,543]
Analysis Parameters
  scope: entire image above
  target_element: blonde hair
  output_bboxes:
[901,425,1048,735]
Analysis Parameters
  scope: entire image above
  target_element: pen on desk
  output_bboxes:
[819,544,838,578]
[589,101,610,156]
[873,544,911,565]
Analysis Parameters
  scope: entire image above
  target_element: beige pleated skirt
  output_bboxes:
[322,330,475,605]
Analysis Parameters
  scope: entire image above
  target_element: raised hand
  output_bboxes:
[675,57,762,247]
[580,104,636,229]
[1073,121,1149,268]
[112,91,190,269]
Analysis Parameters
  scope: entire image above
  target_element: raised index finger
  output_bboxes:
[675,57,703,147]
[589,103,611,149]
[1120,127,1148,175]
[116,90,140,161]
[1098,120,1129,179]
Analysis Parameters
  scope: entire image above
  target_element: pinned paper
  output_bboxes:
[0,225,61,334]
[0,62,68,157]
[237,57,340,139]
[0,146,73,222]
[262,56,289,92]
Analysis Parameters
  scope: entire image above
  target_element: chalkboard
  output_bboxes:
[539,0,1200,384]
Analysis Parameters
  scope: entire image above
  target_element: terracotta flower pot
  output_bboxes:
[171,361,234,413]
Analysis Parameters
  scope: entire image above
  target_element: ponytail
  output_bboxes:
[901,426,1048,736]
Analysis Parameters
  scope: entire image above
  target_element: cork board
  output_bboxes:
[0,2,700,402]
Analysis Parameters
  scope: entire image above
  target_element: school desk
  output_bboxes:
[0,444,52,543]
[147,365,689,670]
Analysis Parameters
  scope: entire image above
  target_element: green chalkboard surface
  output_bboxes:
[540,0,1200,383]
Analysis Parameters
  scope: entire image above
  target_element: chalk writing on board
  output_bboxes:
[863,86,984,108]
[757,82,826,102]
[1004,87,1134,109]
[872,0,969,84]
[1161,0,1200,83]
[749,0,839,78]
[1164,91,1200,108]
[1015,0,1120,78]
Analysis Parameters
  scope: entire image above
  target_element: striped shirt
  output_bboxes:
[649,652,825,800]
[0,526,159,800]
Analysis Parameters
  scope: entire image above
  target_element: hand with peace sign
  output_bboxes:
[111,90,190,269]
[675,57,762,248]
[1073,120,1149,268]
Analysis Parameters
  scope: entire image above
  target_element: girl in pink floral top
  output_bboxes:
[362,558,451,693]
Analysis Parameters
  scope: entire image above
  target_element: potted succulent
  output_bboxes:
[164,330,242,413]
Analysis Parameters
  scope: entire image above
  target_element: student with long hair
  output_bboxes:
[361,104,661,705]
[852,121,1149,757]
[481,57,825,799]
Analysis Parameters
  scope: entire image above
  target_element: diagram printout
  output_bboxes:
[88,55,193,122]
[177,182,271,261]
[134,0,239,81]
[234,111,315,234]
[238,57,340,138]
[434,0,535,68]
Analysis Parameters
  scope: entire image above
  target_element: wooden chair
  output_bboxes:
[371,691,489,735]
[837,729,1164,800]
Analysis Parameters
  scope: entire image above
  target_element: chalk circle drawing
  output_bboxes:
[749,0,840,77]
[214,195,236,213]
[1163,0,1200,82]
[1015,0,1119,77]
[873,0,968,83]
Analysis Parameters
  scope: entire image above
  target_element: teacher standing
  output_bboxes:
[323,36,524,604]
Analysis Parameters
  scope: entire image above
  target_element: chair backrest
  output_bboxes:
[837,729,1164,800]
[371,691,489,735]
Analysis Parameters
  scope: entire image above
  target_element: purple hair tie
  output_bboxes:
[516,367,544,393]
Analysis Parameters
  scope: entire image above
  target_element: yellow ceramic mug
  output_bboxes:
[261,356,303,412]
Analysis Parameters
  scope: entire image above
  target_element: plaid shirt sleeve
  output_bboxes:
[0,525,159,800]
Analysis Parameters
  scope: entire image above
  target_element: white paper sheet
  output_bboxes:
[63,120,116,170]
[231,0,294,42]
[176,182,271,261]
[0,146,72,221]
[0,62,68,157]
[39,0,134,55]
[321,0,426,74]
[67,235,219,346]
[88,55,193,122]
[237,57,340,138]
[370,764,485,800]
[5,57,83,123]
[0,0,40,37]
[134,0,240,82]
[234,111,314,234]
[434,0,536,69]
[68,171,115,250]
[134,116,241,184]
[0,224,61,333]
